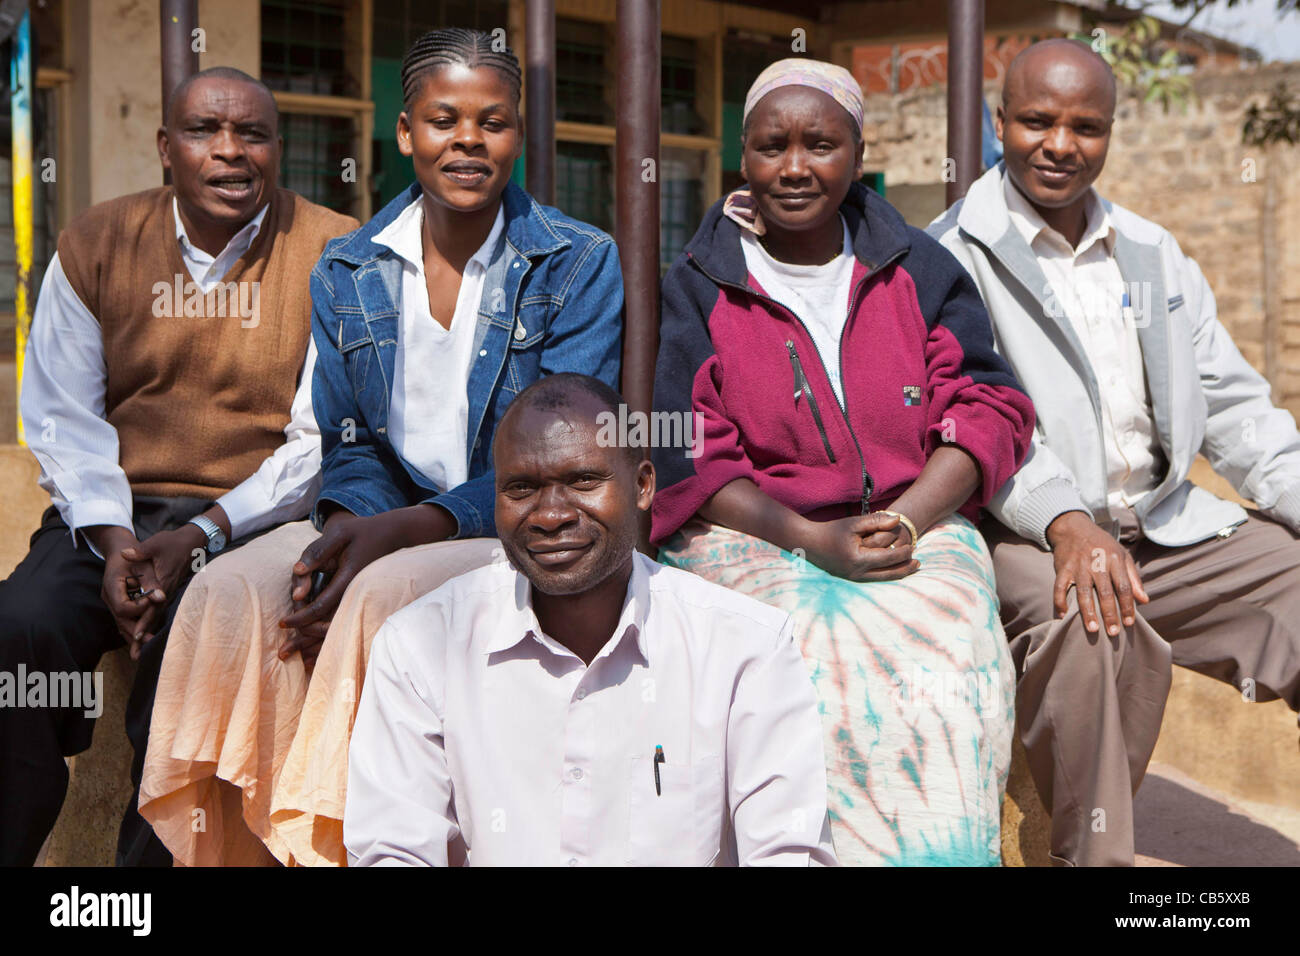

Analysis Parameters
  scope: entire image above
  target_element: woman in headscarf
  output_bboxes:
[651,59,1035,865]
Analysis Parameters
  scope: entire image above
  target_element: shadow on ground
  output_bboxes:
[1134,767,1300,867]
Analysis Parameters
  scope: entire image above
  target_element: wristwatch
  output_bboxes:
[187,514,228,556]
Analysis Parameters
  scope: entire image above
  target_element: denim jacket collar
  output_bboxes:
[324,180,570,268]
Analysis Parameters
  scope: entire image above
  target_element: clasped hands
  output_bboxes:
[799,511,920,582]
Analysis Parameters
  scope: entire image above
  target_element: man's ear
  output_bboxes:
[637,459,656,512]
[157,127,172,172]
[995,104,1005,143]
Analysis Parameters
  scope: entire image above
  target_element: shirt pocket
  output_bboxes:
[625,755,724,866]
[338,332,375,395]
[503,304,549,395]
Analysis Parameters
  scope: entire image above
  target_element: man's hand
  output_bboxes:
[801,512,919,582]
[1045,510,1149,636]
[118,524,209,657]
[279,505,456,663]
[85,525,155,649]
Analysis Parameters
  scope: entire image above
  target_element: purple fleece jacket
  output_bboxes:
[650,182,1035,546]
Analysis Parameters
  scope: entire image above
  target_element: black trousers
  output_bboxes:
[0,497,226,866]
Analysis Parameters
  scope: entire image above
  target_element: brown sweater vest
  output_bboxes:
[57,187,357,500]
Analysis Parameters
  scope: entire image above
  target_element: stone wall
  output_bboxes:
[860,62,1300,419]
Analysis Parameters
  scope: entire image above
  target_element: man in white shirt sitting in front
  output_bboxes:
[345,373,837,866]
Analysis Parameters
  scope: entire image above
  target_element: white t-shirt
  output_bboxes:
[373,197,505,493]
[741,215,856,407]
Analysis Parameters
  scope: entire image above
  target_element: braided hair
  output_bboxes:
[400,27,522,113]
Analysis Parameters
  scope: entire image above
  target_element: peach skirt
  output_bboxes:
[139,520,501,866]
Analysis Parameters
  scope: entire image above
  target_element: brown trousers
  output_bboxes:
[984,510,1300,866]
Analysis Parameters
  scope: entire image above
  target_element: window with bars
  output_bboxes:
[556,19,611,127]
[280,112,358,212]
[261,0,356,97]
[372,0,510,60]
[555,142,613,234]
[261,0,366,217]
[662,35,706,136]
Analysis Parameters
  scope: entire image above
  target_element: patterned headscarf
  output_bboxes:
[725,57,867,236]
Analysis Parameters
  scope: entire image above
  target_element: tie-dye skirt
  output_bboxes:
[657,513,1015,865]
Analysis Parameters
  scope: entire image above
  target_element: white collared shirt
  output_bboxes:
[1003,173,1164,510]
[345,550,838,867]
[20,198,320,552]
[373,197,504,494]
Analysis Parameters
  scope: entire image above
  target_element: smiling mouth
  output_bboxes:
[208,176,255,200]
[527,541,594,566]
[772,193,819,205]
[443,163,491,186]
[1033,166,1078,183]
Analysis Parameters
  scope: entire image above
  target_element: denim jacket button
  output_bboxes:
[514,324,526,341]
[512,260,520,269]
[479,349,488,357]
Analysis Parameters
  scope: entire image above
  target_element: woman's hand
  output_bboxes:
[279,504,456,662]
[801,512,919,582]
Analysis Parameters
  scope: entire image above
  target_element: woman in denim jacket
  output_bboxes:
[138,28,623,866]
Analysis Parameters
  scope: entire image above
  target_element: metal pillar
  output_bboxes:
[946,0,984,205]
[10,7,31,444]
[160,0,200,184]
[614,0,660,425]
[525,0,555,205]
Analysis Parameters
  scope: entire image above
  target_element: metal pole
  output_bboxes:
[615,1,659,430]
[616,0,660,551]
[160,0,200,185]
[525,0,555,204]
[11,7,31,445]
[946,0,984,206]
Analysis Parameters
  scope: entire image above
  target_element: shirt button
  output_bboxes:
[575,688,587,700]
[514,324,526,341]
[567,857,579,867]
[570,767,583,780]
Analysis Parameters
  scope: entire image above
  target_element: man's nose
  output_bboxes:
[210,126,246,162]
[1041,125,1073,159]
[529,486,578,530]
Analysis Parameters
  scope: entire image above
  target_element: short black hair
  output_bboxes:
[500,373,642,468]
[165,66,279,133]
[401,27,522,113]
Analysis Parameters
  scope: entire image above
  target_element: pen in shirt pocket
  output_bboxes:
[653,745,665,796]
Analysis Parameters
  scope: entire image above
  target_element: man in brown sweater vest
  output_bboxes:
[0,67,356,865]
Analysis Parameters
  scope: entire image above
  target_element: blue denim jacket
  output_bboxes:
[309,181,624,538]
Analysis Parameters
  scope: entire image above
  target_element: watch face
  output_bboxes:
[211,530,227,553]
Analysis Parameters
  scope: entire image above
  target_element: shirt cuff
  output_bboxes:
[216,483,269,541]
[1015,477,1092,550]
[1263,484,1300,533]
[65,499,135,558]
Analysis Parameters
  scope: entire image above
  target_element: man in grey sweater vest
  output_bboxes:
[929,39,1300,866]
